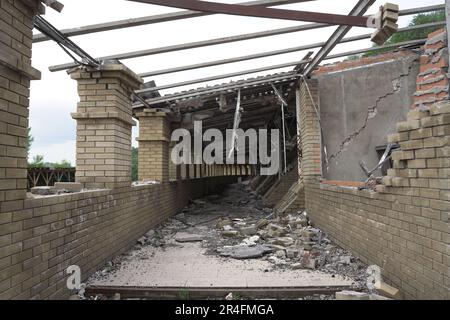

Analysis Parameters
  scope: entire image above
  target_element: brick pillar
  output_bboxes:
[298,79,322,178]
[136,110,170,182]
[69,61,142,189]
[0,0,42,212]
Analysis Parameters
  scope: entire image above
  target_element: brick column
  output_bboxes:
[69,61,142,189]
[0,0,42,212]
[136,110,170,182]
[298,79,322,178]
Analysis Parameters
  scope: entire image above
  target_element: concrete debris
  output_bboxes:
[335,291,370,300]
[239,225,258,236]
[30,186,55,195]
[222,230,239,238]
[175,233,204,243]
[54,182,82,193]
[225,293,233,300]
[132,180,160,186]
[218,244,273,259]
[377,282,401,299]
[241,235,260,246]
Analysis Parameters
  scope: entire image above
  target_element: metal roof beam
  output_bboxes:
[135,73,299,107]
[33,0,314,43]
[135,62,309,95]
[139,38,427,106]
[139,21,444,77]
[127,0,371,27]
[48,4,444,72]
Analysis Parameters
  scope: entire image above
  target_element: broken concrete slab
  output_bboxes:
[54,182,82,193]
[272,237,295,247]
[377,282,401,299]
[286,248,299,259]
[30,186,55,195]
[175,233,204,243]
[218,244,273,259]
[222,230,239,238]
[335,291,370,300]
[256,219,269,229]
[216,218,233,229]
[239,225,258,236]
[241,236,260,246]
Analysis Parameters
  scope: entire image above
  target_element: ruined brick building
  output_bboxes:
[0,0,448,300]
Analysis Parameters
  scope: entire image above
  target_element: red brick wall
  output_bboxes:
[414,29,449,109]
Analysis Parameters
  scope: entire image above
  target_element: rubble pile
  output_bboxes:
[126,182,369,291]
[84,182,374,300]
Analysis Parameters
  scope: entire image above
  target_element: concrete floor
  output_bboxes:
[88,241,354,288]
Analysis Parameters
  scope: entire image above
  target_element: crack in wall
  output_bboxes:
[328,57,418,162]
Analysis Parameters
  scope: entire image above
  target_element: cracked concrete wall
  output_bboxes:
[316,53,420,181]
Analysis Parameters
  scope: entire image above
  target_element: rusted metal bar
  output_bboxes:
[85,285,352,299]
[127,0,371,27]
[33,0,314,43]
[48,4,443,72]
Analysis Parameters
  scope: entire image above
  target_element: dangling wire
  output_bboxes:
[271,83,288,174]
[228,89,242,159]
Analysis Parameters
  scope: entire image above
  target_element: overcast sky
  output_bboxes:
[28,0,443,165]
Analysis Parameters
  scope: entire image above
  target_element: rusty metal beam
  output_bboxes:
[33,0,315,43]
[127,0,371,27]
[49,4,442,73]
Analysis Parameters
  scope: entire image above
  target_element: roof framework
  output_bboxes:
[39,1,446,127]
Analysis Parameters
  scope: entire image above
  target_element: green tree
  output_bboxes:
[29,155,45,168]
[26,127,34,157]
[132,147,138,181]
[349,11,445,59]
[53,160,72,168]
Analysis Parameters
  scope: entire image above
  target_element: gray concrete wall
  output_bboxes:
[316,54,420,181]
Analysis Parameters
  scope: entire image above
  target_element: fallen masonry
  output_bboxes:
[82,182,388,300]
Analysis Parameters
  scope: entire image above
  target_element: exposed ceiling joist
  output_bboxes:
[135,62,309,95]
[139,37,427,108]
[127,0,372,27]
[139,21,444,78]
[48,3,442,73]
[33,0,314,42]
